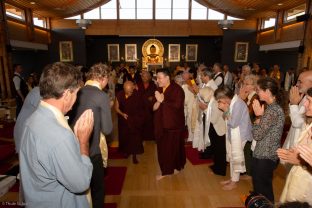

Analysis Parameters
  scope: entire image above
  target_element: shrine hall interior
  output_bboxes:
[0,0,312,207]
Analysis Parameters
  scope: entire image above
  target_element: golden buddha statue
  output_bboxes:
[147,45,160,63]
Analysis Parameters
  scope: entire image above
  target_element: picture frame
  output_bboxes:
[186,44,198,62]
[59,41,73,62]
[234,42,249,62]
[168,44,180,62]
[107,44,120,62]
[125,44,137,62]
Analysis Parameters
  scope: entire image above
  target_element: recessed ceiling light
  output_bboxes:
[30,1,36,4]
[278,3,283,6]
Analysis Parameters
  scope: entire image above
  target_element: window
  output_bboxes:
[155,0,172,19]
[5,3,25,20]
[119,0,135,19]
[65,15,81,19]
[137,0,152,19]
[208,9,224,20]
[101,0,117,19]
[33,13,46,28]
[263,18,276,29]
[191,0,207,20]
[172,0,188,20]
[227,15,243,20]
[284,4,306,22]
[83,7,100,19]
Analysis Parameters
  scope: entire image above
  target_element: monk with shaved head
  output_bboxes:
[284,70,312,151]
[115,81,145,164]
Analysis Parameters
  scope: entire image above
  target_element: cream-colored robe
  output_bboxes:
[280,124,312,205]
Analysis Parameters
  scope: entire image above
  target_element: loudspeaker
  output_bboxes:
[296,14,310,22]
[299,45,304,53]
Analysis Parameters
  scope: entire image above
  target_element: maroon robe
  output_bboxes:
[137,81,157,140]
[116,90,144,154]
[154,82,186,175]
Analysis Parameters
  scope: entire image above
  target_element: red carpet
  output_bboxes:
[108,147,126,159]
[104,203,117,208]
[0,144,15,161]
[0,121,15,138]
[185,145,213,165]
[105,166,127,195]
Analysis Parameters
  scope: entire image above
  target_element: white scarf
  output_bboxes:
[225,95,246,173]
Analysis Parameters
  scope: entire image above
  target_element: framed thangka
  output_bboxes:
[107,44,120,62]
[186,44,198,62]
[168,44,180,62]
[59,41,73,62]
[125,44,137,62]
[234,42,248,62]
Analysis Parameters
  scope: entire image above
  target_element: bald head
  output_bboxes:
[124,81,134,96]
[297,70,312,94]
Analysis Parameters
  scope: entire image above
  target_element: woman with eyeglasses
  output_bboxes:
[252,77,285,203]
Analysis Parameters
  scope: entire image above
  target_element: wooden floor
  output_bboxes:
[105,141,287,208]
[0,140,287,208]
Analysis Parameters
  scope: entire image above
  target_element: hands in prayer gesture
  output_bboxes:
[252,99,264,117]
[276,148,301,165]
[155,91,164,103]
[289,86,303,105]
[74,109,94,155]
[297,144,312,167]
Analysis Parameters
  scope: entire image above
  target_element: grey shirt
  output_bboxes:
[20,104,93,208]
[252,102,285,161]
[227,96,253,143]
[13,87,41,153]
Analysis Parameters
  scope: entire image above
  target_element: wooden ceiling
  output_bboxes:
[5,0,307,19]
[198,0,306,19]
[6,0,109,19]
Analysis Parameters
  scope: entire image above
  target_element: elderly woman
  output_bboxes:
[214,86,253,190]
[277,87,312,205]
[239,74,260,177]
[252,77,285,203]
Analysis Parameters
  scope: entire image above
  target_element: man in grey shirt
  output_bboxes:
[20,62,94,208]
[14,86,40,153]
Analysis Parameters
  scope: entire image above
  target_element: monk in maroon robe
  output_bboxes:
[137,71,157,140]
[115,81,144,164]
[153,68,186,180]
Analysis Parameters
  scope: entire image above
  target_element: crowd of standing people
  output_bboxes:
[12,60,312,207]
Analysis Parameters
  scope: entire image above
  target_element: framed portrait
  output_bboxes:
[234,42,249,62]
[186,44,198,62]
[125,44,137,62]
[168,44,180,62]
[59,41,73,62]
[107,44,120,62]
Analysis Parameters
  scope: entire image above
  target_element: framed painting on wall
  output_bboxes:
[107,44,120,62]
[59,41,73,62]
[234,42,249,62]
[186,44,197,62]
[125,44,137,62]
[168,44,180,62]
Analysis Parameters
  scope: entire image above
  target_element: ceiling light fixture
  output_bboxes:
[30,1,36,4]
[76,19,92,29]
[218,20,234,30]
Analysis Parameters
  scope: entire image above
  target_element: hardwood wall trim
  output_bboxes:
[258,22,304,45]
[51,19,257,36]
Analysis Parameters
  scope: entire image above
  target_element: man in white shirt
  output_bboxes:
[223,64,233,89]
[213,63,224,88]
[284,70,312,151]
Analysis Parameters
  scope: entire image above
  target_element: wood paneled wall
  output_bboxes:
[7,20,49,44]
[257,22,304,45]
[51,19,257,36]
